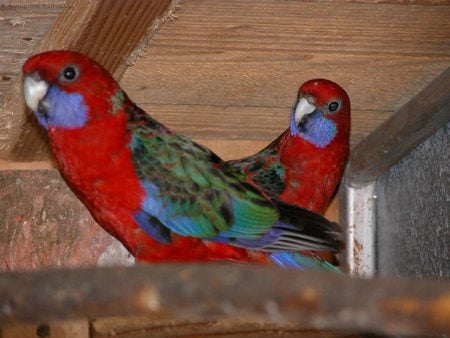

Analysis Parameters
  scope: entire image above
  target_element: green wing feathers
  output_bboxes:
[131,128,279,239]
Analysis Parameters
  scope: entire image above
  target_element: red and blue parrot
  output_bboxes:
[22,51,342,270]
[228,79,350,265]
[229,79,350,215]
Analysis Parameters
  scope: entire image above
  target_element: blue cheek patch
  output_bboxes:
[34,110,49,129]
[43,86,89,129]
[290,110,337,148]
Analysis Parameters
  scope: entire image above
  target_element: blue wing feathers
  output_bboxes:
[133,211,171,244]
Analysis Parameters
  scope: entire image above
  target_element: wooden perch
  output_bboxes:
[347,67,450,185]
[0,265,448,336]
[0,0,178,161]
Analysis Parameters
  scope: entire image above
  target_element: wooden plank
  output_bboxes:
[1,0,66,5]
[1,0,448,5]
[0,3,64,76]
[0,265,448,336]
[134,104,391,145]
[2,319,89,338]
[121,0,450,146]
[302,0,450,4]
[92,317,362,338]
[124,54,449,114]
[347,67,450,184]
[145,1,450,57]
[0,0,179,161]
[0,2,64,120]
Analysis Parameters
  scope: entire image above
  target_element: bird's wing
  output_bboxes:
[129,126,280,241]
[227,137,286,198]
[129,124,342,254]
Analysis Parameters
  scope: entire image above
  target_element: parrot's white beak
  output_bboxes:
[23,74,49,112]
[294,97,316,126]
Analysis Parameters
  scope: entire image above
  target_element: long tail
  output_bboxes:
[273,199,344,251]
[270,252,343,273]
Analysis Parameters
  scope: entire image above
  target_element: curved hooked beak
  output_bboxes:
[294,97,318,129]
[23,73,49,113]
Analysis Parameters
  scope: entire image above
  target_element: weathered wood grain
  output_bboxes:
[1,0,449,161]
[2,319,89,338]
[126,56,448,114]
[145,1,450,57]
[121,0,450,145]
[135,104,391,145]
[0,0,179,160]
[0,265,449,335]
[305,0,450,4]
[92,317,362,338]
[0,2,64,112]
[0,3,63,75]
[0,0,66,5]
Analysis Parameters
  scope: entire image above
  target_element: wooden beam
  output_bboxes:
[91,317,363,338]
[0,0,179,161]
[2,319,89,338]
[0,265,448,336]
[347,67,450,184]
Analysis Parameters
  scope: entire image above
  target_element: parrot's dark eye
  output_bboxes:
[60,66,79,83]
[327,100,340,113]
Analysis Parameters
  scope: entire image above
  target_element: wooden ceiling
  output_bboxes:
[0,0,449,162]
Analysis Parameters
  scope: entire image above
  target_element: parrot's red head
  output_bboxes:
[289,79,350,148]
[23,50,121,130]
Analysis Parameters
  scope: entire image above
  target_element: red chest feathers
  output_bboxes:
[48,116,144,230]
[279,136,349,213]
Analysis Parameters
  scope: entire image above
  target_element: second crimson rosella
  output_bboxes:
[22,50,343,270]
[228,79,350,214]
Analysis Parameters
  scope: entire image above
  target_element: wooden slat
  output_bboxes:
[125,56,448,114]
[0,2,64,78]
[0,265,449,335]
[146,2,450,57]
[2,319,89,338]
[2,0,448,5]
[134,104,391,146]
[305,0,450,4]
[92,317,362,338]
[0,0,179,161]
[0,1,64,151]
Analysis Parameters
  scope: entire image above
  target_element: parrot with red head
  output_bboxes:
[22,50,342,270]
[228,79,350,215]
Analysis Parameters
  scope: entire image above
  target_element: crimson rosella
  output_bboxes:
[229,79,350,215]
[22,51,342,270]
